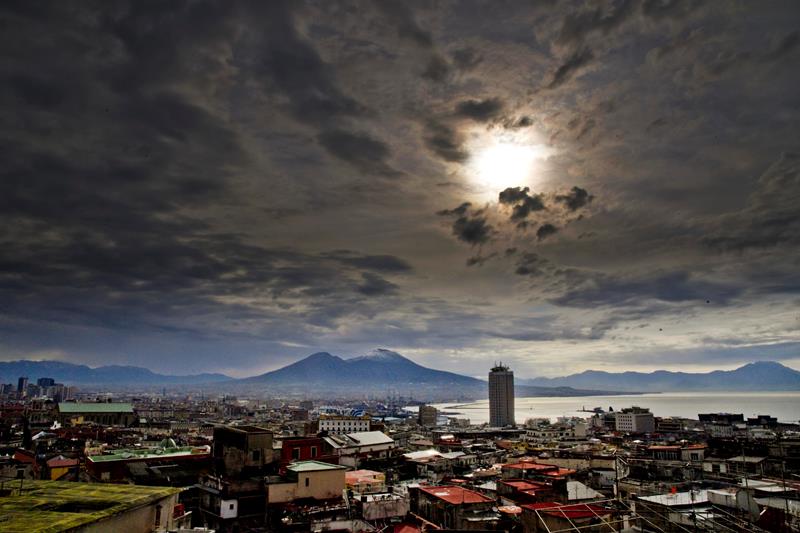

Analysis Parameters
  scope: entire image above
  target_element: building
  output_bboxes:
[521,501,616,532]
[17,376,28,398]
[36,377,56,388]
[345,469,386,493]
[322,430,397,468]
[212,424,274,476]
[418,404,438,427]
[0,480,190,532]
[266,460,347,503]
[57,402,136,427]
[412,485,500,529]
[318,415,371,434]
[86,445,211,482]
[279,436,333,464]
[489,363,515,427]
[615,406,655,434]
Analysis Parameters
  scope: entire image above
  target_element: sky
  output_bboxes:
[1,0,799,379]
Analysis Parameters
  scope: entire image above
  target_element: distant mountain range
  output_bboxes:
[0,360,231,386]
[235,349,632,400]
[520,361,800,392]
[3,352,796,399]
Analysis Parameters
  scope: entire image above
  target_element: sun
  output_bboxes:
[470,138,550,196]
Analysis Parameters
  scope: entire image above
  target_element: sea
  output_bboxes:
[431,391,800,424]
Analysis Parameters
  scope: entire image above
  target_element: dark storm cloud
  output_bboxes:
[437,202,472,217]
[317,129,398,176]
[551,271,742,308]
[3,0,800,375]
[498,187,547,222]
[245,2,403,176]
[641,0,699,21]
[555,186,594,211]
[555,0,636,47]
[424,120,469,163]
[704,152,800,251]
[514,253,549,276]
[466,253,498,267]
[766,30,800,61]
[452,215,493,246]
[548,48,594,89]
[323,251,413,273]
[250,3,364,126]
[536,223,559,241]
[439,203,493,246]
[375,2,433,48]
[357,272,398,296]
[422,54,451,82]
[498,187,533,205]
[451,47,483,71]
[454,98,505,122]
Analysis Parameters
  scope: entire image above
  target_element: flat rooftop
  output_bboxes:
[0,480,180,532]
[287,460,347,473]
[418,485,493,505]
[87,446,209,463]
[57,402,134,413]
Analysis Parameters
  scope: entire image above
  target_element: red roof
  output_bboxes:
[393,525,421,533]
[523,502,612,519]
[47,456,79,468]
[542,467,577,477]
[13,450,35,464]
[501,480,550,491]
[503,461,557,471]
[418,485,494,505]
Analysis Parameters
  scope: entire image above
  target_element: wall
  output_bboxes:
[77,493,179,533]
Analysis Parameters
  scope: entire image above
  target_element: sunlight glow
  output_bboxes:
[470,138,551,195]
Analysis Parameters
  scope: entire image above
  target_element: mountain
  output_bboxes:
[240,349,479,387]
[236,348,634,400]
[0,360,232,386]
[520,361,800,392]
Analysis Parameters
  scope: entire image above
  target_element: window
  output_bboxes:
[305,477,310,487]
[252,449,260,462]
[310,446,318,458]
[154,504,162,527]
[229,503,235,510]
[292,447,300,460]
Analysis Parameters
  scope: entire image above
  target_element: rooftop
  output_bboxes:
[637,490,709,507]
[87,446,209,463]
[0,480,180,532]
[57,402,133,414]
[503,461,557,471]
[418,485,493,505]
[287,460,347,473]
[523,502,612,519]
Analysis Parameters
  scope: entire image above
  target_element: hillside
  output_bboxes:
[520,361,800,392]
[0,360,231,386]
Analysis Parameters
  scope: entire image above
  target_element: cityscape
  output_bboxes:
[2,1,800,532]
[0,353,798,532]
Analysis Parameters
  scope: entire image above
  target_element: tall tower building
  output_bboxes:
[488,364,515,427]
[17,376,28,398]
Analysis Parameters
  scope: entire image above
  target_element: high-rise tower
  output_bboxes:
[488,364,514,427]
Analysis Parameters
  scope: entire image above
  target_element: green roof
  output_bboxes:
[287,460,347,472]
[57,402,134,414]
[0,480,181,532]
[88,446,207,463]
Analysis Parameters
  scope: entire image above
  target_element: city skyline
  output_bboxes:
[2,1,800,378]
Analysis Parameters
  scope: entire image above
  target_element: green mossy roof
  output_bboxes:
[0,480,180,532]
